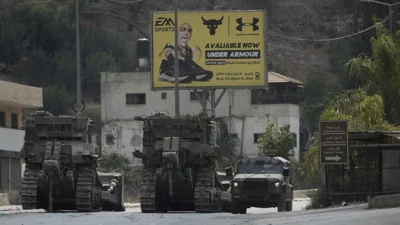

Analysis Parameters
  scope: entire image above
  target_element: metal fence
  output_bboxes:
[327,147,400,202]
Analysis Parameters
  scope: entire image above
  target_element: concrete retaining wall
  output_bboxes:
[0,193,10,206]
[368,194,400,209]
[293,189,319,198]
[7,190,21,205]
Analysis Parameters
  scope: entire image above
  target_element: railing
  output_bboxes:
[251,93,300,105]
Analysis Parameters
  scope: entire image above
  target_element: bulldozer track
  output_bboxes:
[21,168,39,209]
[76,165,101,212]
[194,167,222,213]
[139,169,157,213]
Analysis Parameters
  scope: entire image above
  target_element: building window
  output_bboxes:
[253,133,264,143]
[0,111,5,127]
[11,113,18,129]
[190,91,209,101]
[106,134,115,145]
[251,89,299,105]
[230,133,238,139]
[161,92,167,100]
[126,93,146,105]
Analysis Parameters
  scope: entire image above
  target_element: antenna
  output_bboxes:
[74,0,83,116]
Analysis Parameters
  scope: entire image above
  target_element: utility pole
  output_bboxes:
[76,0,82,113]
[174,0,180,118]
[389,5,392,35]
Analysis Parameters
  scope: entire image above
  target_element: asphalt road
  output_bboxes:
[1,200,399,225]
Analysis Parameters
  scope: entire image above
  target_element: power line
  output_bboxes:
[267,13,393,42]
[142,1,392,43]
[106,0,145,4]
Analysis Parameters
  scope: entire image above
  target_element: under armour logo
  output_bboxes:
[236,17,259,32]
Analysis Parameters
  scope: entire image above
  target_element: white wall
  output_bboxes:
[0,127,25,151]
[234,116,300,159]
[102,120,144,166]
[101,72,301,164]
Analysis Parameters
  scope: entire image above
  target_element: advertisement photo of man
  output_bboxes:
[158,22,213,83]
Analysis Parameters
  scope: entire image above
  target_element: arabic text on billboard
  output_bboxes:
[152,11,267,89]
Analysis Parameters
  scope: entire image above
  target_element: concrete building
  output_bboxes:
[101,71,303,165]
[0,80,43,203]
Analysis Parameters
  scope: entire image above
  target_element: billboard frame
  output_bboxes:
[150,10,268,91]
[319,120,349,165]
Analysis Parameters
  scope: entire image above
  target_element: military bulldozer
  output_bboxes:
[20,111,125,212]
[133,113,224,213]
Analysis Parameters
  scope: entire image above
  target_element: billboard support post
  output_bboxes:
[193,89,226,117]
[210,89,216,117]
[173,0,180,118]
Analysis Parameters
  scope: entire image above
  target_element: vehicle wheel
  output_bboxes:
[277,193,286,212]
[222,200,231,212]
[231,199,240,214]
[286,200,292,212]
[239,207,247,214]
[114,203,126,212]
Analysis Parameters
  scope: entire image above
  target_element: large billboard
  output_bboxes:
[151,10,267,89]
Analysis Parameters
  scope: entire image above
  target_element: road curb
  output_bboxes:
[0,208,45,216]
[368,194,400,209]
[293,198,311,202]
[0,203,140,216]
[124,203,140,208]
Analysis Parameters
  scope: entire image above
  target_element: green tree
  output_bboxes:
[257,123,296,160]
[52,49,76,90]
[43,84,71,115]
[214,118,239,167]
[0,20,26,72]
[346,23,400,123]
[303,89,396,180]
[321,89,396,131]
[83,51,117,87]
[26,49,51,86]
[300,73,337,137]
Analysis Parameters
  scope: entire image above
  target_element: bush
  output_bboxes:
[305,188,327,210]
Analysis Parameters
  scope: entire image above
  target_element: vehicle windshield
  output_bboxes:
[237,160,283,174]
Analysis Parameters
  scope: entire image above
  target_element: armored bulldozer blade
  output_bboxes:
[97,171,126,212]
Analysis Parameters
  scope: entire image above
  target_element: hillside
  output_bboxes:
[92,0,368,81]
[0,0,389,108]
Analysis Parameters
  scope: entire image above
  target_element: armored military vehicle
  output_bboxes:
[20,111,125,212]
[225,157,293,214]
[217,170,233,212]
[133,113,224,213]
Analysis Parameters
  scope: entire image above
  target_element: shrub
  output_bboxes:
[305,188,327,210]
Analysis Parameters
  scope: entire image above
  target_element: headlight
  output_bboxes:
[233,182,239,187]
[275,182,280,188]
